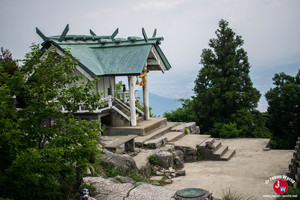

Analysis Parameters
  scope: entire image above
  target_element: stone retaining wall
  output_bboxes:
[286,137,300,187]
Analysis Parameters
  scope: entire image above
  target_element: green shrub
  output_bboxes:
[196,146,203,161]
[148,155,158,165]
[212,123,240,138]
[101,163,146,183]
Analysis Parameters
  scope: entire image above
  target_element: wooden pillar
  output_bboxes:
[143,73,150,120]
[128,76,137,126]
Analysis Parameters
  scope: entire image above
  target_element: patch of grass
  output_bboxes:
[222,188,254,200]
[159,176,167,186]
[167,148,173,153]
[184,128,189,135]
[149,143,156,149]
[196,146,203,161]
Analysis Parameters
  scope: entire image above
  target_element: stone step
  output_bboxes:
[167,131,185,142]
[212,141,222,152]
[173,135,211,148]
[220,149,236,161]
[144,131,185,149]
[135,123,176,147]
[212,145,228,160]
[199,137,215,148]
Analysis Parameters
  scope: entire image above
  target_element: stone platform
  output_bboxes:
[103,118,167,136]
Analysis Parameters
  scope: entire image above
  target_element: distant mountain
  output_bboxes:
[136,90,182,117]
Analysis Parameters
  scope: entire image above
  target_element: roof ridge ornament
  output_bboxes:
[152,29,157,38]
[36,27,48,41]
[90,29,97,36]
[111,28,119,39]
[58,24,69,42]
[142,28,148,43]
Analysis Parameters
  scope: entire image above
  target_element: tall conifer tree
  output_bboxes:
[193,19,261,134]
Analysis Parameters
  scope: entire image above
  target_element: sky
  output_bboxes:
[1,0,300,112]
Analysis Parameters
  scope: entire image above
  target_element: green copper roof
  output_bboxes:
[38,25,171,77]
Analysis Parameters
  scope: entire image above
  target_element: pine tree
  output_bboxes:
[193,19,261,135]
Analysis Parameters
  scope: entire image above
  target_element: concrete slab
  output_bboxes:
[164,138,294,199]
[173,134,211,147]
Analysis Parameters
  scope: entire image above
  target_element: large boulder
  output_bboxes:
[83,177,176,200]
[101,149,138,171]
[154,150,174,169]
[173,150,184,169]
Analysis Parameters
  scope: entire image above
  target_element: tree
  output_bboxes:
[265,70,300,149]
[163,98,195,122]
[0,45,103,199]
[164,19,268,138]
[193,19,261,136]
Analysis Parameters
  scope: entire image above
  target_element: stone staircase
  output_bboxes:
[133,119,235,161]
[104,117,236,161]
[198,137,236,161]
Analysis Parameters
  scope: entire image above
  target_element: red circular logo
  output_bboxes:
[273,179,288,194]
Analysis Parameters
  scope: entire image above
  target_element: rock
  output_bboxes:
[174,155,184,169]
[185,155,197,162]
[84,177,135,199]
[192,126,200,134]
[101,149,138,172]
[177,169,186,176]
[152,165,159,172]
[164,179,173,184]
[149,176,163,181]
[115,175,135,184]
[205,141,215,150]
[107,177,121,184]
[186,122,197,132]
[84,176,176,200]
[156,171,164,176]
[185,147,197,155]
[173,151,184,170]
[169,167,176,173]
[174,150,184,161]
[154,150,174,169]
[126,183,176,200]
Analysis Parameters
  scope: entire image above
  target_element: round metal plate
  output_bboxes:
[176,188,207,198]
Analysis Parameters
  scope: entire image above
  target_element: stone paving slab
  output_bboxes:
[173,134,211,147]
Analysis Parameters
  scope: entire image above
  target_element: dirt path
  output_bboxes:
[164,138,293,199]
